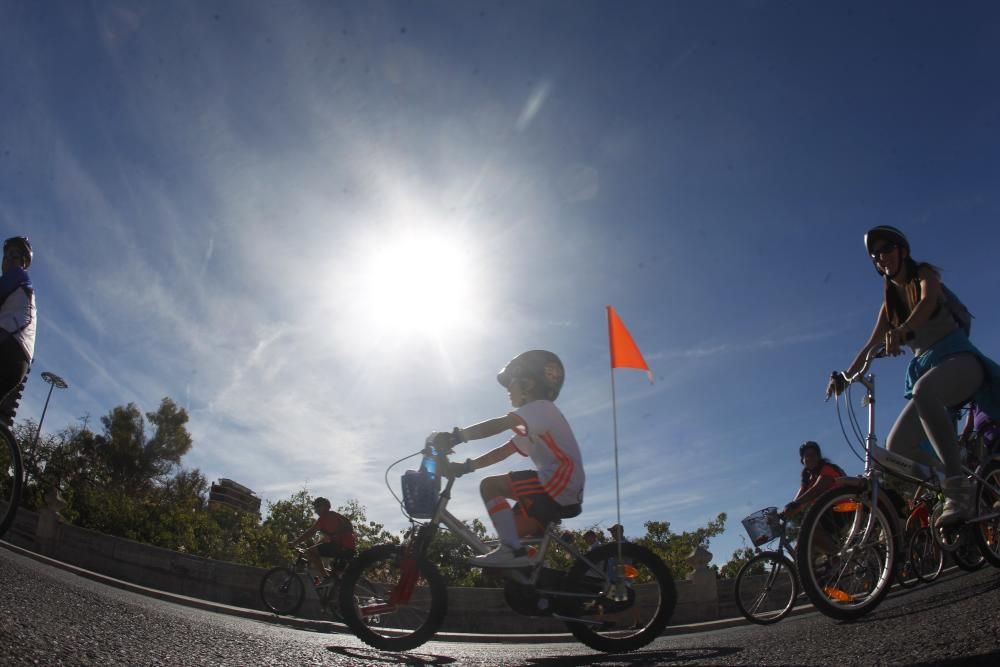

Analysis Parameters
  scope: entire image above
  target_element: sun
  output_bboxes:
[358,232,482,338]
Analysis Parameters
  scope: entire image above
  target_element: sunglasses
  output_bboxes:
[870,242,898,260]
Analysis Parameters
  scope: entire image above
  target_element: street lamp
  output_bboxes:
[26,372,69,486]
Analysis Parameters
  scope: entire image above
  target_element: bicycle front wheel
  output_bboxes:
[734,551,798,624]
[795,489,896,621]
[338,544,447,652]
[0,427,22,539]
[974,462,1000,567]
[259,567,306,615]
[908,527,943,583]
[563,543,677,653]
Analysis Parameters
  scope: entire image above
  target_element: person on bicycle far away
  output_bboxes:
[428,349,585,568]
[0,236,36,405]
[783,441,844,517]
[829,226,1000,527]
[293,497,356,583]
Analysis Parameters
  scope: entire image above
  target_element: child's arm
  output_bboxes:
[456,415,520,443]
[468,441,518,471]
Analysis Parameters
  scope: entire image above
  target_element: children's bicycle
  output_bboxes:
[734,507,802,624]
[337,442,677,653]
[795,345,1000,620]
[895,487,944,587]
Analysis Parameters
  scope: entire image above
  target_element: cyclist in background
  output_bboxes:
[829,226,1000,527]
[293,497,356,583]
[0,236,36,404]
[961,402,1000,454]
[430,350,584,568]
[783,441,844,517]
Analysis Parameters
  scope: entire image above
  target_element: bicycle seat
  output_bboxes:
[554,503,582,520]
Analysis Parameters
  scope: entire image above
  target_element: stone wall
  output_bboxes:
[6,507,734,632]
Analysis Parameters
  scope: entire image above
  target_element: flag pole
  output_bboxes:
[607,307,624,570]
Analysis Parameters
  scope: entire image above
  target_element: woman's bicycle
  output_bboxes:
[337,442,677,653]
[734,507,802,624]
[260,546,377,623]
[795,345,1000,620]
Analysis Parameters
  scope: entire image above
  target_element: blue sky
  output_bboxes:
[3,1,999,567]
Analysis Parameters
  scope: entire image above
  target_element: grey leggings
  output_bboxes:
[887,353,983,478]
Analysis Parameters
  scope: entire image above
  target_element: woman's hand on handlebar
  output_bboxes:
[826,372,848,401]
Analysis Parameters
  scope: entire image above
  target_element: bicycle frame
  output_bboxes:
[362,459,629,622]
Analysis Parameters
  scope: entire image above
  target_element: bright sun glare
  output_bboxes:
[360,233,481,337]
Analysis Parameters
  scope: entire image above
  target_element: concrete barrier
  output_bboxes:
[7,507,735,632]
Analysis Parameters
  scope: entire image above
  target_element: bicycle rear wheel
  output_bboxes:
[951,526,986,572]
[734,551,798,624]
[0,426,22,539]
[563,543,676,652]
[795,489,896,621]
[338,544,447,651]
[260,566,306,615]
[908,527,943,583]
[973,462,1000,567]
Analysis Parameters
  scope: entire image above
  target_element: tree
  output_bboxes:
[99,398,193,493]
[634,514,727,580]
[717,544,757,579]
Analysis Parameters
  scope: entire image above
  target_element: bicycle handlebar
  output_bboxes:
[827,343,888,401]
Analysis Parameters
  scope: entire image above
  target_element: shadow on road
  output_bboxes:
[847,575,1000,625]
[524,646,743,666]
[325,645,457,665]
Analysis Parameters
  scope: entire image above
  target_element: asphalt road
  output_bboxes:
[2,545,999,666]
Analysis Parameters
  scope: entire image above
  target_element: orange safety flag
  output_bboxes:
[607,306,653,383]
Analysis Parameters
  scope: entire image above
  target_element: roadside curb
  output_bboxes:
[3,539,800,642]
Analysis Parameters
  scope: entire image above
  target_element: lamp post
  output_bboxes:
[26,372,68,486]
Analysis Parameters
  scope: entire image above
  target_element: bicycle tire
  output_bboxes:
[951,526,986,572]
[734,551,798,624]
[908,527,943,583]
[564,543,676,653]
[260,566,306,615]
[338,544,447,651]
[973,462,1000,567]
[0,426,23,539]
[795,488,896,621]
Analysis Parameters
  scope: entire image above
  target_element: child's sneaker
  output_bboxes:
[469,544,531,568]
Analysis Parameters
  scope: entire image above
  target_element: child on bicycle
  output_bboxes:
[430,350,584,568]
[293,497,356,582]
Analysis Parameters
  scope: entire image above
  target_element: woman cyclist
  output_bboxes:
[830,226,1000,527]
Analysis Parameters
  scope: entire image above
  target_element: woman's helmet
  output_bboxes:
[3,236,32,268]
[864,226,909,277]
[497,350,565,401]
[799,440,822,462]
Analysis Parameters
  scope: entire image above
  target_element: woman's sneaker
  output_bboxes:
[937,476,974,527]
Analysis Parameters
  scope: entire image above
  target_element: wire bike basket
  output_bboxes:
[741,507,781,547]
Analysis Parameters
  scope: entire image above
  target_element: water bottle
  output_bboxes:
[422,447,437,481]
